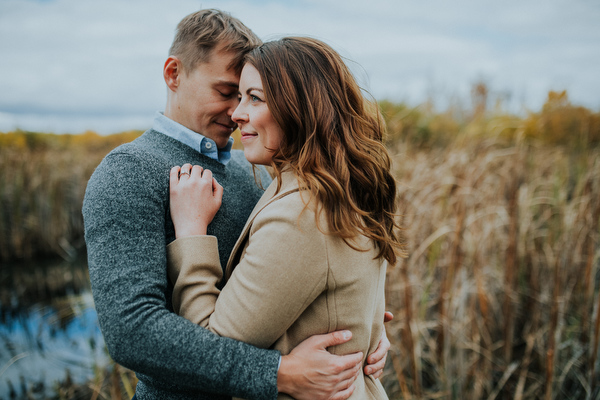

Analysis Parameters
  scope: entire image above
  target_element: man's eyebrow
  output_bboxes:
[215,80,239,88]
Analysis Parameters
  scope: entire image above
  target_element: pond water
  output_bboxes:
[0,256,109,399]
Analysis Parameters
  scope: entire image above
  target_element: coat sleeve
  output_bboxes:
[167,194,329,349]
[83,150,279,399]
[167,235,224,325]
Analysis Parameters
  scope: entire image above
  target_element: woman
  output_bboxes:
[168,37,405,399]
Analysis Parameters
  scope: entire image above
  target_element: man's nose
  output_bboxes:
[227,98,240,117]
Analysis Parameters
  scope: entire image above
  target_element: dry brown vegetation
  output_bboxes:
[0,88,599,399]
[380,90,600,399]
[0,130,142,261]
[383,141,599,399]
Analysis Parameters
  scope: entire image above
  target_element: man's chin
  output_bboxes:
[207,126,235,148]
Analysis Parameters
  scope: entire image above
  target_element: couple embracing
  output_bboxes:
[83,8,404,400]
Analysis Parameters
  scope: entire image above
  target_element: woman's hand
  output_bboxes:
[169,164,223,238]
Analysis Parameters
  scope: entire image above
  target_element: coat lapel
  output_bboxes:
[225,171,301,278]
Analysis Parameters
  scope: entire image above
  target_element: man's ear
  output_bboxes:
[164,56,182,91]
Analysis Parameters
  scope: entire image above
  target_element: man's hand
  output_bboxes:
[277,330,362,400]
[364,311,393,379]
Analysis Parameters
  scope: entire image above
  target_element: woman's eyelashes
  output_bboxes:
[237,92,263,103]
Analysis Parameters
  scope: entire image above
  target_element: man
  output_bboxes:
[83,9,389,400]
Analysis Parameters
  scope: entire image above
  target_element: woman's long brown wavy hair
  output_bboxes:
[245,37,406,265]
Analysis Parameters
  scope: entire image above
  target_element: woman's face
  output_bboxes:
[232,64,284,165]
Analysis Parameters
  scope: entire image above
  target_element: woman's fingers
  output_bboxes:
[179,163,192,179]
[172,164,209,184]
[171,165,220,204]
[199,167,211,181]
[170,166,181,195]
[191,165,204,178]
[212,177,224,203]
[170,165,219,200]
[169,165,221,238]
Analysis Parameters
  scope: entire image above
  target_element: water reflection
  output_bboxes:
[0,256,108,399]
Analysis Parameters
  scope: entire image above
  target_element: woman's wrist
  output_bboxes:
[175,226,208,238]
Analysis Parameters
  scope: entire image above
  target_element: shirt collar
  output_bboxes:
[152,112,234,165]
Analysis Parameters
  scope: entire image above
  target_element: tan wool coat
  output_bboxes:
[167,171,389,399]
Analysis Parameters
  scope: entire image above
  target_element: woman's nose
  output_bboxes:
[232,102,247,123]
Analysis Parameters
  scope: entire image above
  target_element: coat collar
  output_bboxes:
[225,170,302,276]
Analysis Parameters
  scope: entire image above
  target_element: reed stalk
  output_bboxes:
[545,249,562,400]
[592,283,600,396]
[401,259,422,397]
[503,161,520,364]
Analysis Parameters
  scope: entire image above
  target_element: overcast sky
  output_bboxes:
[1,0,599,134]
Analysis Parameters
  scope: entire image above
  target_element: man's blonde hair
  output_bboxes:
[169,9,262,74]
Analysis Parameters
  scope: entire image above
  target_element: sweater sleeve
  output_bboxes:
[82,151,279,399]
[167,194,329,349]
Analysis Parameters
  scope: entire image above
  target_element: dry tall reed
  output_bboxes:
[382,137,600,399]
[0,130,141,262]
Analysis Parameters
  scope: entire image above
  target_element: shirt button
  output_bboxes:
[205,142,213,149]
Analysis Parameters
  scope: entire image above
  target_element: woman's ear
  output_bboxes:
[164,56,181,91]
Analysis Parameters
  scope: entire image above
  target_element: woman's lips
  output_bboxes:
[240,130,258,139]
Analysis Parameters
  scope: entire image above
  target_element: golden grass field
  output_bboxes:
[1,89,599,398]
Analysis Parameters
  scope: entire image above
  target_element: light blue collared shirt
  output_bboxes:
[153,112,234,165]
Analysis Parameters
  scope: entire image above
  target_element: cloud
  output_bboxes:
[0,0,599,133]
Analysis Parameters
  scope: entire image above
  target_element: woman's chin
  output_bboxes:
[243,150,271,166]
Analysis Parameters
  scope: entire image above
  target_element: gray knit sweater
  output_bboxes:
[83,130,278,400]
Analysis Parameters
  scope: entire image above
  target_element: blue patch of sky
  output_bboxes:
[450,25,549,53]
[237,0,306,9]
